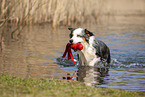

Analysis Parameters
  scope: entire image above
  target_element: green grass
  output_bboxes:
[0,74,144,97]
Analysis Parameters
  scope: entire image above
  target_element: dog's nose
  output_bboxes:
[69,39,73,44]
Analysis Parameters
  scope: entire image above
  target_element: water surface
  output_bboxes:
[0,10,145,92]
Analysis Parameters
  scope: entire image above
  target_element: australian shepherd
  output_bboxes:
[68,28,111,66]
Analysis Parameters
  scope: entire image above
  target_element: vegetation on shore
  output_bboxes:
[0,74,144,97]
[0,0,103,27]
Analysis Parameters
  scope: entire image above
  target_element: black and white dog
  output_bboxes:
[68,28,111,66]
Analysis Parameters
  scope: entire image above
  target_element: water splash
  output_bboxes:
[56,55,145,69]
[111,58,145,69]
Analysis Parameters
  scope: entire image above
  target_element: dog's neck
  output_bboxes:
[77,42,96,65]
[77,36,99,66]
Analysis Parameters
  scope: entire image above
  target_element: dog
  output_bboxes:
[68,28,111,66]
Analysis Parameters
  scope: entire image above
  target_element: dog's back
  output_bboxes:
[93,39,111,64]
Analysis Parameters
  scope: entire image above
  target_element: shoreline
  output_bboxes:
[0,74,144,97]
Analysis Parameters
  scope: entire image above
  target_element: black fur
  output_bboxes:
[84,29,94,36]
[83,29,94,43]
[68,28,75,38]
[92,38,111,64]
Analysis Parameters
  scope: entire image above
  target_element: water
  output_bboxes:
[0,12,145,92]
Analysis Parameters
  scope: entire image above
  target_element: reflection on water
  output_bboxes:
[0,25,68,79]
[0,4,145,91]
[77,67,109,86]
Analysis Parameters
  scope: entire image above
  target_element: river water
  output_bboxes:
[0,10,145,91]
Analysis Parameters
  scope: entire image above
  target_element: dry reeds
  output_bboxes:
[0,0,104,28]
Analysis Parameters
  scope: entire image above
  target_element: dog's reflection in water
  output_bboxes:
[77,66,109,86]
[63,66,109,86]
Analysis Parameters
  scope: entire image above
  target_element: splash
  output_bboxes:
[110,58,145,68]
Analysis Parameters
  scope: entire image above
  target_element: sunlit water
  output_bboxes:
[0,12,145,92]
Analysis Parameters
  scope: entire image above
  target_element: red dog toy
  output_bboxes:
[62,43,83,65]
[71,43,83,51]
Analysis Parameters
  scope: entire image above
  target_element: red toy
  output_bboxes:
[62,42,83,65]
[71,43,83,50]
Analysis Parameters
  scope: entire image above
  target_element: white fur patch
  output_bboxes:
[70,28,84,44]
[77,38,100,66]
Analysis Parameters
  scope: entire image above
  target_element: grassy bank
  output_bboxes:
[0,74,144,97]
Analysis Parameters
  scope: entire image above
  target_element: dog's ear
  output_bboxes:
[84,29,94,43]
[68,28,75,31]
[84,29,94,37]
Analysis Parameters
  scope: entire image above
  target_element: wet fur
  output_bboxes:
[68,28,111,66]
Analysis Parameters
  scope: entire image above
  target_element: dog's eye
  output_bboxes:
[77,35,82,37]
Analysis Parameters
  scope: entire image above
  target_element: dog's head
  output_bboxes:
[68,28,94,44]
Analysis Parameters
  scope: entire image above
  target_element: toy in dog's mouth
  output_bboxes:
[62,42,83,65]
[71,42,83,51]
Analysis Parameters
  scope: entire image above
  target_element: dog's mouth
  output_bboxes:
[70,42,83,52]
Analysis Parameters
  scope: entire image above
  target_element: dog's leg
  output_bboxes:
[89,56,100,66]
